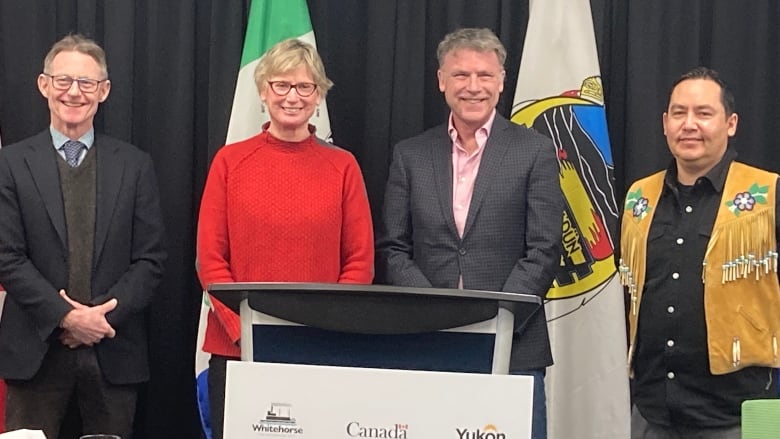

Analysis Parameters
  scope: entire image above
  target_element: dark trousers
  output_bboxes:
[511,369,547,439]
[5,343,137,439]
[631,406,740,439]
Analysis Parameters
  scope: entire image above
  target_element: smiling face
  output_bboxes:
[38,50,110,139]
[260,64,321,141]
[437,48,505,134]
[662,78,737,181]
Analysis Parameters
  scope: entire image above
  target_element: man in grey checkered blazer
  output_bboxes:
[377,28,562,439]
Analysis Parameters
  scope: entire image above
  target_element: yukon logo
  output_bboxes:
[456,424,505,439]
[347,421,408,438]
[252,403,303,435]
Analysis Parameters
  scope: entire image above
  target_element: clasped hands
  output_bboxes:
[58,289,117,348]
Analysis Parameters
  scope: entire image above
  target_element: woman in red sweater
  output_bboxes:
[196,38,374,439]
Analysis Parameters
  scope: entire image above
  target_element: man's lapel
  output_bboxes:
[430,128,460,238]
[93,136,123,265]
[463,115,510,238]
[25,132,67,247]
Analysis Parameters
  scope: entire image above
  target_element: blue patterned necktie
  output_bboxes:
[61,140,85,167]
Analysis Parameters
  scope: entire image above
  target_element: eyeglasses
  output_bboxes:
[267,81,317,97]
[43,73,108,93]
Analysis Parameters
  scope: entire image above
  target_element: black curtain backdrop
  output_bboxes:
[0,1,778,437]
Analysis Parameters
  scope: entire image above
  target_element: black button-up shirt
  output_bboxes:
[633,148,779,428]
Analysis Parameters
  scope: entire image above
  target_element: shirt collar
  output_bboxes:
[50,126,95,150]
[447,110,496,146]
[664,147,737,194]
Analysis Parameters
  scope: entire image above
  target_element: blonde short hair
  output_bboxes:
[253,38,333,99]
[43,34,108,79]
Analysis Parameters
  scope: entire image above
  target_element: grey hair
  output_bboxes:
[44,34,108,79]
[436,28,507,68]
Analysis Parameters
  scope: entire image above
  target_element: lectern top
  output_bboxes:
[207,282,541,335]
[208,282,541,303]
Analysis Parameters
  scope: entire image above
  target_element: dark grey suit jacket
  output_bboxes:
[378,114,563,371]
[0,130,166,384]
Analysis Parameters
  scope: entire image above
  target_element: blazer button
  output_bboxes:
[458,248,467,255]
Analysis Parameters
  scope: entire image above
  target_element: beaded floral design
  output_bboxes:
[624,188,651,220]
[725,183,768,216]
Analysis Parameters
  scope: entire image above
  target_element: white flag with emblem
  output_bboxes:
[511,0,631,437]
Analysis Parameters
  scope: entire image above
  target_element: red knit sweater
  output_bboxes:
[196,130,374,357]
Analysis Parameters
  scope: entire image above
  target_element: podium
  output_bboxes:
[208,282,541,374]
[209,283,541,438]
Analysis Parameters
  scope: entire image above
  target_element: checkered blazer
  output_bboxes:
[378,114,563,370]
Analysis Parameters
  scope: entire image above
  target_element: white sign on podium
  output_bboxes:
[224,361,533,438]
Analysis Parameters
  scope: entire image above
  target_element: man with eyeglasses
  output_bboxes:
[0,34,166,438]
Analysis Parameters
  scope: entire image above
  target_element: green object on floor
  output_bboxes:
[742,399,780,439]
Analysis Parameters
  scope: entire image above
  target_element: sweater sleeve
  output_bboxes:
[338,155,375,284]
[196,150,240,342]
[197,150,236,288]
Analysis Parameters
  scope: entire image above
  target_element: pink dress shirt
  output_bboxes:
[448,110,496,287]
[448,110,496,237]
